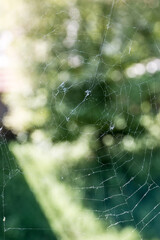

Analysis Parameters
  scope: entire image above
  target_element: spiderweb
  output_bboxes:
[1,0,160,240]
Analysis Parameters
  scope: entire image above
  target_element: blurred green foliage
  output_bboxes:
[0,139,56,240]
[1,0,160,239]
